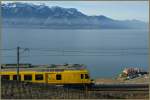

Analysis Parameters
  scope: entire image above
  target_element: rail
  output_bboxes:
[89,84,149,91]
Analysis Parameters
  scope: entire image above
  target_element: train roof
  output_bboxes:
[1,64,87,72]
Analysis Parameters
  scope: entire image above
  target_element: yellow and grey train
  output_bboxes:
[0,64,92,85]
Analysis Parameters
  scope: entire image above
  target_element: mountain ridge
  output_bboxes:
[2,3,148,29]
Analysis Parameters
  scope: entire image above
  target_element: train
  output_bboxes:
[0,64,92,85]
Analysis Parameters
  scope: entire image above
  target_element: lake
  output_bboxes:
[2,28,148,78]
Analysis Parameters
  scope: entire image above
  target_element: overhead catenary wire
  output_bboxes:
[0,48,16,50]
[1,53,149,58]
[33,47,147,51]
[27,48,148,54]
[1,47,148,58]
[1,47,148,51]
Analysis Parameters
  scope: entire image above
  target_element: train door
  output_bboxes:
[45,73,56,83]
[80,74,84,84]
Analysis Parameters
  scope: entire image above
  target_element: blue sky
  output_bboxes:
[2,1,149,22]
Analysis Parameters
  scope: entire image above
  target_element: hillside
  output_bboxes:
[95,74,149,84]
[2,2,148,29]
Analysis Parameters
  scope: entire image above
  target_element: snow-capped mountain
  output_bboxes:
[1,3,148,29]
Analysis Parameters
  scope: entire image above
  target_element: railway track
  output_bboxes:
[2,80,149,92]
[1,80,149,99]
[88,84,149,91]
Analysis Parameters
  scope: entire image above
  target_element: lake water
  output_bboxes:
[2,28,149,78]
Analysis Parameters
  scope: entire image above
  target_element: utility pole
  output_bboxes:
[17,46,20,81]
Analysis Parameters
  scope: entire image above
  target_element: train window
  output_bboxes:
[1,75,10,80]
[85,74,89,79]
[24,75,32,81]
[81,74,84,79]
[35,74,43,80]
[13,75,21,80]
[56,74,61,80]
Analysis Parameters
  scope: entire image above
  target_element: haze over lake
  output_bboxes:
[2,28,148,78]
